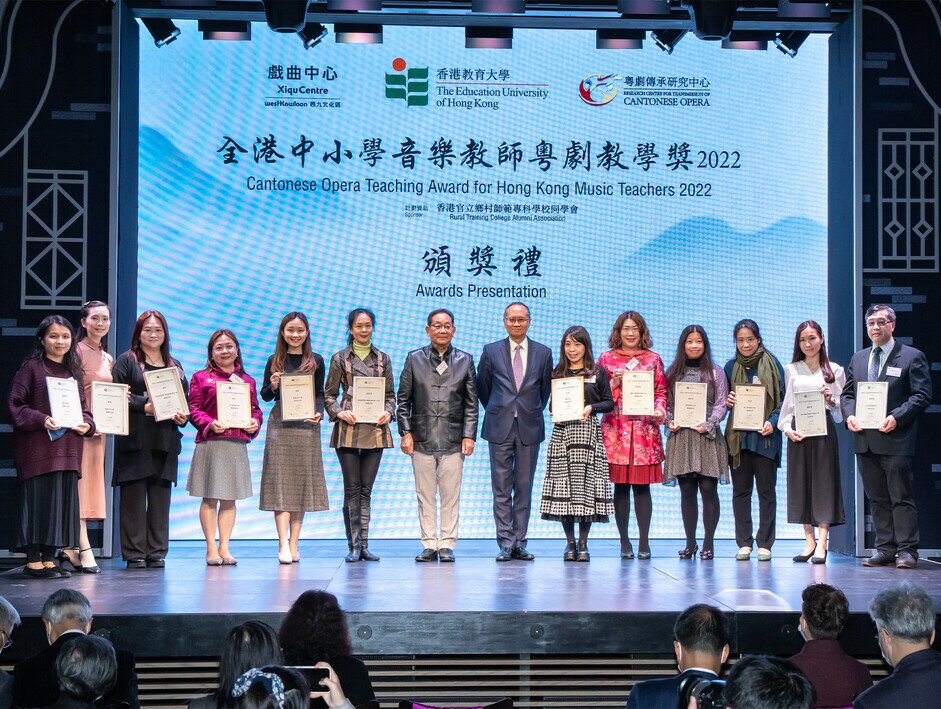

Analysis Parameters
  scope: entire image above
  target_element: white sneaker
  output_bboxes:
[757,548,772,561]
[735,546,752,560]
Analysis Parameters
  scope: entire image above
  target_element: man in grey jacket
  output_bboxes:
[397,308,478,563]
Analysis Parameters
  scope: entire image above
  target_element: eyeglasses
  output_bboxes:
[866,319,891,327]
[429,323,454,331]
[504,317,530,325]
[0,631,10,650]
[212,344,237,352]
[621,327,640,334]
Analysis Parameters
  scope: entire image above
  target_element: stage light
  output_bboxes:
[617,0,669,14]
[650,28,687,53]
[721,31,772,50]
[198,20,251,41]
[472,0,525,13]
[597,28,645,49]
[327,0,381,9]
[778,0,830,19]
[299,22,328,49]
[465,26,513,49]
[684,0,738,41]
[774,30,810,57]
[263,0,308,33]
[141,17,180,48]
[334,23,383,43]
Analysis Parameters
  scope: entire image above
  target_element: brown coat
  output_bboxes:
[325,346,395,449]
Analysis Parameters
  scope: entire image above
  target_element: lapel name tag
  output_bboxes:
[886,366,901,378]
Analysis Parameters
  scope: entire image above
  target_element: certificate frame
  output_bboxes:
[551,376,585,423]
[794,390,828,438]
[46,377,84,429]
[674,382,708,429]
[215,381,252,429]
[620,369,655,416]
[856,381,889,430]
[280,373,316,422]
[143,367,189,422]
[732,383,767,432]
[91,382,129,436]
[351,376,386,424]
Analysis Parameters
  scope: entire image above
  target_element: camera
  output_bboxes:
[286,665,330,690]
[679,675,726,709]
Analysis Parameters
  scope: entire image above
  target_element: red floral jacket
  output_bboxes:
[598,349,667,466]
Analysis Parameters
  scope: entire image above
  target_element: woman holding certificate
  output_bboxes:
[55,300,113,575]
[187,329,262,566]
[724,319,786,562]
[598,311,667,560]
[777,321,845,564]
[539,326,614,561]
[663,326,729,561]
[8,315,95,578]
[112,311,189,569]
[259,311,327,565]
[324,308,395,563]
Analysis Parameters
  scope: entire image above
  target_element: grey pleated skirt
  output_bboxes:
[186,439,253,501]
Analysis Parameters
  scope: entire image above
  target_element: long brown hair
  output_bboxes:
[608,310,653,351]
[552,325,596,378]
[272,312,317,373]
[791,320,834,383]
[665,325,715,394]
[129,310,179,368]
[205,329,243,371]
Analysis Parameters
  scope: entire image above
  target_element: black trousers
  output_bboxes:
[489,418,540,549]
[731,450,777,549]
[119,477,172,561]
[336,448,383,509]
[857,451,919,556]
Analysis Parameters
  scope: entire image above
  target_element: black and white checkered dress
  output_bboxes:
[540,416,614,522]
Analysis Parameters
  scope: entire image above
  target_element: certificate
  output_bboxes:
[856,381,888,429]
[91,382,129,436]
[46,377,84,429]
[732,383,767,431]
[143,367,189,422]
[551,376,585,423]
[280,374,316,421]
[215,381,252,428]
[674,382,708,429]
[621,369,655,416]
[351,376,386,424]
[794,390,827,438]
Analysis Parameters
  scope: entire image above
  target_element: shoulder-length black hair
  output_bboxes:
[791,320,834,384]
[552,325,596,378]
[272,312,317,374]
[665,325,715,394]
[206,329,243,371]
[29,315,83,380]
[278,590,352,665]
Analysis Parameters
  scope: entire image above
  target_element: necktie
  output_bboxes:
[868,347,882,381]
[513,344,524,390]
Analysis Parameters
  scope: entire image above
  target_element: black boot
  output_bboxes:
[343,507,361,562]
[359,504,380,561]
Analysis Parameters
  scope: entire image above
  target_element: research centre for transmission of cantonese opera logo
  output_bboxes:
[384,58,550,110]
[578,72,713,108]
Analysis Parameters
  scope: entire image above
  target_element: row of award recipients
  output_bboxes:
[7,301,931,578]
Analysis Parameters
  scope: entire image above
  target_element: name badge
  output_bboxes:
[435,361,448,375]
[886,366,901,378]
[626,357,640,371]
[752,376,762,385]
[229,373,244,383]
[585,375,597,383]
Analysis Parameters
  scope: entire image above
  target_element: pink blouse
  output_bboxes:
[597,349,667,466]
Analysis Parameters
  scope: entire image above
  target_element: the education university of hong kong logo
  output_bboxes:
[578,73,620,106]
[385,58,429,106]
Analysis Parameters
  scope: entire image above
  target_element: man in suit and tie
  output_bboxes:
[12,589,138,708]
[841,304,932,569]
[477,302,552,561]
[626,604,730,709]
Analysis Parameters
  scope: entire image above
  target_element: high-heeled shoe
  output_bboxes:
[793,544,817,563]
[278,547,293,565]
[638,548,652,560]
[57,550,82,573]
[620,541,635,560]
[563,541,577,561]
[678,543,698,560]
[699,549,714,561]
[77,548,100,574]
[811,549,828,564]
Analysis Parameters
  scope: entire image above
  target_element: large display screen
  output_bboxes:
[138,23,829,540]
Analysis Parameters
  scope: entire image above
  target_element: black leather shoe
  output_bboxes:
[146,558,165,569]
[896,551,917,569]
[563,542,577,561]
[863,551,895,567]
[57,550,82,573]
[415,548,438,562]
[51,566,71,578]
[576,542,590,562]
[512,546,535,561]
[360,547,380,562]
[23,566,60,579]
[345,548,362,563]
[496,547,513,562]
[126,558,146,569]
[438,547,455,562]
[620,541,634,560]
